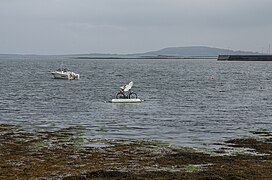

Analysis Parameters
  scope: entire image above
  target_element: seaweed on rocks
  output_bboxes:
[0,124,271,179]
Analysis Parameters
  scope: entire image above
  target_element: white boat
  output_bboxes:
[110,99,144,103]
[51,68,80,80]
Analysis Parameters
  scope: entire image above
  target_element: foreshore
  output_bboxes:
[0,124,271,179]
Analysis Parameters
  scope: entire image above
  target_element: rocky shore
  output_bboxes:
[0,124,271,179]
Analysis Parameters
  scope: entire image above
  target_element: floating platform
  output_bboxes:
[110,99,144,103]
[218,55,272,61]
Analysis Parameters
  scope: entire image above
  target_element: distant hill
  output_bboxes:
[137,46,261,57]
[72,46,261,59]
[0,46,261,58]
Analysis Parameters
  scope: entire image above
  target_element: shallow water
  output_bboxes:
[1,55,272,148]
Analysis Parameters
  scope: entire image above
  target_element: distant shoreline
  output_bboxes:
[75,55,217,60]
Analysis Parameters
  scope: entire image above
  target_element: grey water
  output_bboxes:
[1,55,272,148]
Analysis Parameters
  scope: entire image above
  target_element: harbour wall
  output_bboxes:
[218,55,272,61]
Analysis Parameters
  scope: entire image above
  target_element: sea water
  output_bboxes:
[1,55,272,148]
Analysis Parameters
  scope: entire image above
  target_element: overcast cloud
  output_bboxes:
[0,0,272,54]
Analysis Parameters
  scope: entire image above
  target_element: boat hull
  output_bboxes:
[51,72,69,79]
[51,71,80,80]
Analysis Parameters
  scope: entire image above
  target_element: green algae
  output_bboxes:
[146,139,172,148]
[30,140,50,151]
[184,164,205,172]
[96,128,109,133]
[252,129,272,136]
[0,124,23,135]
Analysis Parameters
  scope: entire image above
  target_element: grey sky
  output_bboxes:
[0,0,272,54]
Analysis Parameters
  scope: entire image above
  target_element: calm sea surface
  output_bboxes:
[1,55,272,148]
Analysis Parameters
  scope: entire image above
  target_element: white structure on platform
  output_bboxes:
[111,81,144,103]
